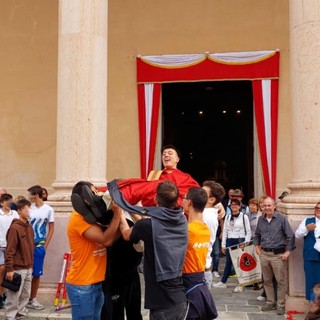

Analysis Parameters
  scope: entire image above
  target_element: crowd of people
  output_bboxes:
[0,186,54,320]
[1,145,320,320]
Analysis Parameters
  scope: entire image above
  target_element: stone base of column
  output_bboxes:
[286,296,310,314]
[277,180,320,315]
[284,181,320,202]
[277,181,320,215]
[42,201,73,284]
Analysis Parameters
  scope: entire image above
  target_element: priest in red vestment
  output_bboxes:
[99,145,199,207]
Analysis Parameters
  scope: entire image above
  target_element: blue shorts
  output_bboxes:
[33,245,46,277]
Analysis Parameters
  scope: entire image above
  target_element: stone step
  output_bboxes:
[0,306,71,320]
[0,286,71,320]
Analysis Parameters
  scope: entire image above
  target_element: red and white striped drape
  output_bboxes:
[252,80,279,198]
[137,83,161,178]
[136,51,280,197]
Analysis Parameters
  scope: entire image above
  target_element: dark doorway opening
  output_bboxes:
[162,81,254,200]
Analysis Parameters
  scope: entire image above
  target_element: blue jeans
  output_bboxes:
[66,282,104,320]
[221,238,245,283]
[211,236,220,272]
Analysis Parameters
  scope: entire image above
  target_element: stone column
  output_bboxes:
[278,0,320,312]
[41,1,108,288]
[51,0,108,200]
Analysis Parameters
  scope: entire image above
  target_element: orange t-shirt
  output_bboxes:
[183,221,210,274]
[66,211,107,285]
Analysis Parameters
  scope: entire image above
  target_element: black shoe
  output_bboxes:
[71,193,97,224]
[261,303,277,311]
[276,306,285,315]
[82,185,104,218]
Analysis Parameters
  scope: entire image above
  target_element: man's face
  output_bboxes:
[0,198,13,210]
[228,189,234,198]
[263,198,276,216]
[162,148,179,169]
[28,193,37,203]
[202,186,214,207]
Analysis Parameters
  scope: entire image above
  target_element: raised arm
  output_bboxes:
[83,203,121,247]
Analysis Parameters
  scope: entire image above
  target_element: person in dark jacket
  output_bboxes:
[5,199,34,320]
[115,180,188,320]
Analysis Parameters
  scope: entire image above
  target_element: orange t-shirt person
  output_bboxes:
[183,221,210,274]
[66,212,107,285]
[66,182,121,320]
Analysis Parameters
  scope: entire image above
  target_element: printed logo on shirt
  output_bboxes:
[30,217,49,244]
[192,242,210,249]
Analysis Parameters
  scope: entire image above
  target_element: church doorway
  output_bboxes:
[162,80,254,200]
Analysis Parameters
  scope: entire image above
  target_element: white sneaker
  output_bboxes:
[257,295,266,301]
[212,281,227,289]
[213,271,220,278]
[233,285,243,293]
[27,299,45,310]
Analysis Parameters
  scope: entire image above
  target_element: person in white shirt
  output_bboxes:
[26,185,54,310]
[202,180,225,287]
[213,198,251,291]
[295,202,320,301]
[0,194,19,308]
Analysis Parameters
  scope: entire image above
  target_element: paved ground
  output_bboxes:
[0,257,308,319]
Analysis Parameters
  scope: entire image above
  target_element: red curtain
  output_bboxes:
[252,80,279,198]
[136,51,279,196]
[137,83,161,178]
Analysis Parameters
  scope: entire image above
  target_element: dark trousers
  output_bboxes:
[101,270,142,320]
[150,302,187,320]
[211,236,220,272]
[221,238,245,283]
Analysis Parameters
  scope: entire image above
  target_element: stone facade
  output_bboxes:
[1,0,319,310]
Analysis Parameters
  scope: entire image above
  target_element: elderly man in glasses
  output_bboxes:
[254,196,295,315]
[295,202,320,302]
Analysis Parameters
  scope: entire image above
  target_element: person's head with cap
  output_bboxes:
[231,189,244,201]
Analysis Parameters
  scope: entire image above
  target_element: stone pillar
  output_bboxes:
[40,1,108,288]
[278,0,320,312]
[51,0,108,200]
